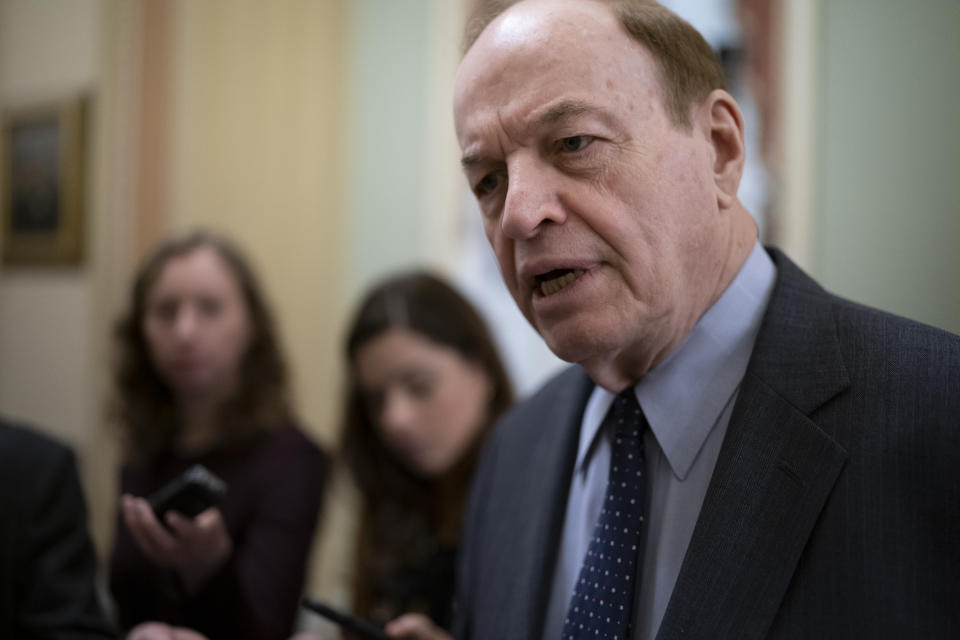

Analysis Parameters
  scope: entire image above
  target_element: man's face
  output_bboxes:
[454,0,734,387]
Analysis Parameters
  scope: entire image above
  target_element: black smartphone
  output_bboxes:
[148,464,227,521]
[301,598,391,640]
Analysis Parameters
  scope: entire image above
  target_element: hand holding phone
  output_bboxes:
[148,464,227,521]
[123,465,233,592]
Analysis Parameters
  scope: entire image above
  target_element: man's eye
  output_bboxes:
[560,135,592,152]
[475,173,501,196]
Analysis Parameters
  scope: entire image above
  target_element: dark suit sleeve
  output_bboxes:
[3,424,116,639]
[451,430,501,640]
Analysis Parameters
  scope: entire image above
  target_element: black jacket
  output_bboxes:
[0,418,116,639]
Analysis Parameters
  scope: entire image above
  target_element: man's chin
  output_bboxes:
[539,324,610,366]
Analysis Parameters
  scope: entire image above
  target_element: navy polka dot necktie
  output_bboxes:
[562,389,647,640]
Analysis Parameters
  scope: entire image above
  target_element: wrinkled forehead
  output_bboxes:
[457,0,621,89]
[454,0,660,142]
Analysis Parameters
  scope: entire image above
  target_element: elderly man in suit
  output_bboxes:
[451,1,960,639]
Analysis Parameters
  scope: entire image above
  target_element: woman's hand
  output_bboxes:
[384,613,452,640]
[127,621,209,640]
[121,494,233,592]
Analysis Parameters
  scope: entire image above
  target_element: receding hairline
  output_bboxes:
[462,0,609,57]
[460,0,725,128]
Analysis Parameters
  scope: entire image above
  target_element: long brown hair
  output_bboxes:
[111,230,292,461]
[341,271,512,623]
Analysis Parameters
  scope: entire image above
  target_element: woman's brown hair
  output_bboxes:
[341,271,513,624]
[111,230,292,461]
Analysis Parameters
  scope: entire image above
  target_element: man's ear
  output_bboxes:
[700,89,745,211]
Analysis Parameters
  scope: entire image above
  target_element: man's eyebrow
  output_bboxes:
[460,101,605,168]
[461,153,483,170]
[538,100,592,125]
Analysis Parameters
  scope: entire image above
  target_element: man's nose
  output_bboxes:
[501,158,566,240]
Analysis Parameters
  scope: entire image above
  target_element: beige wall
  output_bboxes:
[165,0,348,447]
[812,0,960,334]
[775,0,960,335]
[0,0,116,552]
[163,2,352,605]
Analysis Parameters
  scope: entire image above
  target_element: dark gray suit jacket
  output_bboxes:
[453,248,960,639]
[0,418,117,639]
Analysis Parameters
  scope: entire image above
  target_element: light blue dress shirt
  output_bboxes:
[542,242,777,640]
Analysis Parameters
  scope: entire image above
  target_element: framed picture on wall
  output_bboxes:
[1,96,86,266]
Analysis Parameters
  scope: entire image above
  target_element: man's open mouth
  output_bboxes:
[536,268,586,297]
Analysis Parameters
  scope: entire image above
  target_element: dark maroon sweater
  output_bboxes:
[109,424,328,640]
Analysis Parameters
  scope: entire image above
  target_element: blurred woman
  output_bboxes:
[109,230,328,640]
[338,271,512,639]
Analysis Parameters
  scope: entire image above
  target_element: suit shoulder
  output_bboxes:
[477,365,591,484]
[813,297,960,428]
[766,247,959,390]
[834,297,960,353]
[770,246,959,357]
[501,365,588,418]
[494,365,588,432]
[0,419,81,521]
[831,297,960,381]
[0,418,73,476]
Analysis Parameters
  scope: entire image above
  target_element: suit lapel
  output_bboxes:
[494,368,593,639]
[657,250,852,640]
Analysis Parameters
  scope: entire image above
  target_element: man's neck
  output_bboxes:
[583,205,758,392]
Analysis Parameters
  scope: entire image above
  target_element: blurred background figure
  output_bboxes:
[0,416,116,639]
[108,231,329,640]
[302,272,512,639]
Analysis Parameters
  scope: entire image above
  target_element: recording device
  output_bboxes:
[301,598,391,640]
[148,464,227,521]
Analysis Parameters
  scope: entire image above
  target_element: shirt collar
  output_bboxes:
[575,241,777,480]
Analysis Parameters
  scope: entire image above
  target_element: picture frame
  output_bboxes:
[1,96,87,266]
